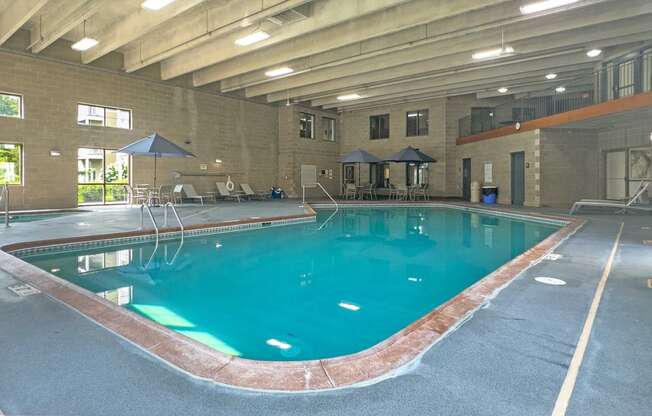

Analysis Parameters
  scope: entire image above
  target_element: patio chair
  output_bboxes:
[394,184,409,200]
[360,183,376,200]
[412,183,429,201]
[173,184,206,205]
[344,183,357,200]
[125,185,147,206]
[240,183,268,200]
[570,181,652,214]
[216,182,244,203]
[148,184,173,205]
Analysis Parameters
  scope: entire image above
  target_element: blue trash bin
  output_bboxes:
[482,186,498,204]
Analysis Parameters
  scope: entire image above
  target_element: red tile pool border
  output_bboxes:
[0,204,584,392]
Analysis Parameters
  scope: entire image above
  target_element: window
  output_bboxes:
[370,114,390,139]
[323,117,336,141]
[77,148,130,205]
[299,112,315,139]
[78,104,131,129]
[0,93,22,118]
[0,143,22,184]
[406,110,428,136]
[370,163,390,188]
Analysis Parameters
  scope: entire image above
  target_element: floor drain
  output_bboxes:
[543,253,563,261]
[535,277,567,286]
[7,283,41,297]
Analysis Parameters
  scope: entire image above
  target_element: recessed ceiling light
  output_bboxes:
[586,48,602,58]
[472,46,514,61]
[555,86,566,93]
[234,31,270,46]
[520,0,579,15]
[498,87,509,93]
[71,37,98,51]
[545,73,558,80]
[337,93,362,101]
[264,67,294,77]
[142,0,175,10]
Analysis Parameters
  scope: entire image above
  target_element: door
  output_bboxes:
[77,148,130,205]
[462,158,471,201]
[511,152,525,206]
[605,150,627,200]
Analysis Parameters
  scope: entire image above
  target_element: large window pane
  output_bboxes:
[0,93,22,118]
[322,117,336,141]
[78,103,131,129]
[105,108,131,129]
[406,110,428,136]
[77,148,130,205]
[0,143,22,184]
[370,114,390,140]
[299,112,315,139]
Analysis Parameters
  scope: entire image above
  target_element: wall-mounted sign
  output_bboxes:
[484,161,493,183]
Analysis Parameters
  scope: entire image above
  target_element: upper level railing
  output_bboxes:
[458,49,652,138]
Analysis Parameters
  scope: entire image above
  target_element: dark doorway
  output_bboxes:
[462,158,471,201]
[511,152,525,206]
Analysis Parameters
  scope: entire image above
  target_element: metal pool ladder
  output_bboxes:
[1,184,9,227]
[302,182,339,230]
[139,202,185,268]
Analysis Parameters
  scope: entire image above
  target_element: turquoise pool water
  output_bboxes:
[22,207,559,361]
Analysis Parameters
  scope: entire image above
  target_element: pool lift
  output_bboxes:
[139,202,185,269]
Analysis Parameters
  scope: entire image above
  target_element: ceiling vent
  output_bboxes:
[266,3,311,26]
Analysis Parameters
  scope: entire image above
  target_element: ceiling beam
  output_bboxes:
[81,0,206,64]
[218,0,616,92]
[244,0,647,98]
[265,27,652,104]
[190,0,514,85]
[122,0,313,73]
[0,0,50,45]
[162,0,421,80]
[29,0,102,54]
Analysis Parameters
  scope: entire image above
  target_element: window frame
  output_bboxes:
[299,112,315,139]
[0,142,24,186]
[0,92,24,119]
[370,114,390,140]
[77,147,131,206]
[406,109,429,137]
[77,103,132,130]
[322,116,336,142]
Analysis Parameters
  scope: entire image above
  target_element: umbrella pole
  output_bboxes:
[153,154,157,189]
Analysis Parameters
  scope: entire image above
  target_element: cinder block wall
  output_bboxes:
[456,130,542,207]
[0,51,278,210]
[539,128,599,207]
[339,98,447,195]
[277,105,340,198]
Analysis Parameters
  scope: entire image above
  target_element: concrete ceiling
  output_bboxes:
[0,0,650,110]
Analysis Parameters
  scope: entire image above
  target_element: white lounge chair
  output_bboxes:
[216,182,244,202]
[570,182,651,214]
[240,184,267,200]
[173,184,206,205]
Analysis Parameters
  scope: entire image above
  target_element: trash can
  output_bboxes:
[271,187,283,199]
[470,181,481,203]
[482,185,498,204]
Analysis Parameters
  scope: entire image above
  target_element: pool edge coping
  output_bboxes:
[0,202,585,393]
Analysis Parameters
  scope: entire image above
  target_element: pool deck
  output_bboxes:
[0,200,650,415]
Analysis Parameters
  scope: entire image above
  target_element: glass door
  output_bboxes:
[77,148,130,205]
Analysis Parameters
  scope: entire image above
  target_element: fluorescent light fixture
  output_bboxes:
[555,86,566,93]
[234,31,270,46]
[214,159,222,164]
[71,37,98,51]
[520,0,579,14]
[472,46,514,61]
[498,87,509,93]
[142,0,175,10]
[586,48,602,58]
[338,301,360,311]
[337,93,362,101]
[265,67,294,77]
[266,338,291,350]
[545,73,558,80]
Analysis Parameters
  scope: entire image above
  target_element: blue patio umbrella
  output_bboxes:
[340,149,382,185]
[117,133,196,188]
[384,146,436,163]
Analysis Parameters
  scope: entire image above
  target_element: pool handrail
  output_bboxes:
[139,203,159,269]
[302,182,339,230]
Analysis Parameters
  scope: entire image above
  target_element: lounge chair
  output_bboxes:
[173,184,207,205]
[570,181,651,214]
[216,182,244,202]
[240,184,268,200]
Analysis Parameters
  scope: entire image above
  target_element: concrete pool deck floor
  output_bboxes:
[0,201,650,415]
